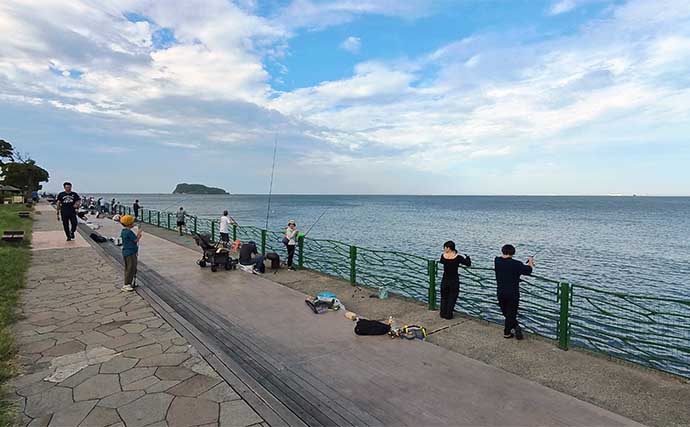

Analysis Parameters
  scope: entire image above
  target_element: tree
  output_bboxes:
[0,139,13,164]
[1,151,50,198]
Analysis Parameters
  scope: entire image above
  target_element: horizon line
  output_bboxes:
[47,191,690,197]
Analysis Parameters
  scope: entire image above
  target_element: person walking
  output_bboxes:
[133,199,141,220]
[119,215,142,292]
[219,210,236,246]
[494,244,534,340]
[110,198,116,214]
[439,241,471,320]
[56,182,81,241]
[176,207,186,236]
[284,220,298,270]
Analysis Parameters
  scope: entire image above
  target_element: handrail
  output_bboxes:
[117,204,690,379]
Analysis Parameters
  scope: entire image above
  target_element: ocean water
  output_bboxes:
[93,194,690,299]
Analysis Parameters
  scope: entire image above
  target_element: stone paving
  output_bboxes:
[5,207,267,427]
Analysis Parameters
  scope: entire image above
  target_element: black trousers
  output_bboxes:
[498,294,520,334]
[61,212,77,238]
[287,244,296,267]
[440,280,459,319]
[133,208,139,219]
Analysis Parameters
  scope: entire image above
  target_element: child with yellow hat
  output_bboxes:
[120,215,142,292]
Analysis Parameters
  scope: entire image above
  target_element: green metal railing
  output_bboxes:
[119,205,690,379]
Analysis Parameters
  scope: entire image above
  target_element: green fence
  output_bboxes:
[118,205,690,379]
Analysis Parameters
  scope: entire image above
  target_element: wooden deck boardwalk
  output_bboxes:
[89,218,641,426]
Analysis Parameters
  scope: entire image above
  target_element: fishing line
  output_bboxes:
[265,137,278,230]
[303,207,329,237]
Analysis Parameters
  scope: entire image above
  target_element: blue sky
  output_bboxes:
[1,0,689,195]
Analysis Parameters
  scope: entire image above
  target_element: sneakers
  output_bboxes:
[503,333,514,339]
[121,285,134,292]
[515,328,524,341]
[288,266,296,271]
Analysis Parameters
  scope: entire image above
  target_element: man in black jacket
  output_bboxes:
[238,241,265,273]
[494,244,534,340]
[56,182,81,241]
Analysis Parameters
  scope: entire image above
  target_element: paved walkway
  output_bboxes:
[7,204,266,427]
[85,215,641,427]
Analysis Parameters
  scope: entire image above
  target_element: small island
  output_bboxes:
[173,183,229,195]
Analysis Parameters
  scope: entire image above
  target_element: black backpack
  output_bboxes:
[354,319,391,336]
[90,232,107,243]
[265,252,280,270]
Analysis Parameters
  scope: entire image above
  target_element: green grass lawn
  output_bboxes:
[0,203,33,426]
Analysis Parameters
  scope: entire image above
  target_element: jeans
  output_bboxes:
[61,211,77,238]
[241,255,265,273]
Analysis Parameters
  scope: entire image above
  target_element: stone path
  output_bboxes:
[6,204,266,427]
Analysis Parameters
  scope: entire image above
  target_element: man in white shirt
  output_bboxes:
[219,210,236,246]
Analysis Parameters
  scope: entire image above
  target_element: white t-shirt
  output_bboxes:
[219,215,231,233]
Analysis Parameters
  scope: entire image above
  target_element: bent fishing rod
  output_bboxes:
[265,137,278,230]
[303,208,329,237]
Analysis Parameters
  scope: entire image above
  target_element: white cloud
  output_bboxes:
[549,0,578,15]
[270,0,690,173]
[340,36,361,53]
[274,0,435,30]
[548,0,606,15]
[2,0,690,194]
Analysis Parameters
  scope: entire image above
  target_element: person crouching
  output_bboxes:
[120,215,142,292]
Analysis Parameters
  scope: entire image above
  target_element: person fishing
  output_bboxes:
[56,181,81,241]
[439,241,471,320]
[133,199,141,220]
[176,207,186,236]
[110,198,116,214]
[119,215,142,292]
[219,210,236,246]
[494,244,534,340]
[284,220,298,271]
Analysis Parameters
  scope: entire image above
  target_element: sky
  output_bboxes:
[1,0,689,195]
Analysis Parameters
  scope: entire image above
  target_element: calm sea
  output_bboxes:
[93,194,690,299]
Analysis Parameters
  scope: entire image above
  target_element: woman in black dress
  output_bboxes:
[439,241,471,319]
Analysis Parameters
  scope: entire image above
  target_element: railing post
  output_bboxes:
[349,246,357,285]
[167,212,171,229]
[148,210,151,224]
[211,221,216,241]
[557,282,572,350]
[297,234,304,269]
[232,224,237,241]
[261,229,266,255]
[193,216,197,234]
[427,260,438,310]
[157,211,160,227]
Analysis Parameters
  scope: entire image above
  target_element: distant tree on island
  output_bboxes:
[173,183,228,195]
[0,140,50,198]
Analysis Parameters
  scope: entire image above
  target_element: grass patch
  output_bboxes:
[0,203,33,426]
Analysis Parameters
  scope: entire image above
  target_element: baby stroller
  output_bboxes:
[193,233,238,272]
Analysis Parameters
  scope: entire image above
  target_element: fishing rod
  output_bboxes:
[265,137,278,230]
[530,248,546,259]
[303,208,329,237]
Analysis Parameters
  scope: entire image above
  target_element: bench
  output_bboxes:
[18,211,31,218]
[1,230,25,242]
